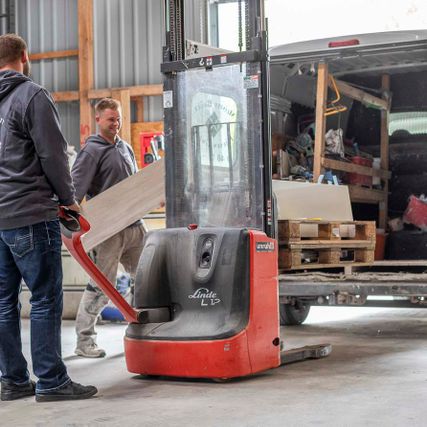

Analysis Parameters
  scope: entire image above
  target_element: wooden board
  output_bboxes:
[272,180,353,221]
[80,158,165,251]
[88,84,163,100]
[333,79,389,111]
[313,62,328,181]
[78,0,94,145]
[112,89,131,145]
[284,240,375,250]
[29,49,78,61]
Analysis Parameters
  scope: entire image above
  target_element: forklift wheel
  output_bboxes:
[279,303,311,326]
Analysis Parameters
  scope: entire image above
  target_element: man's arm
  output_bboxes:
[71,150,98,203]
[24,89,76,206]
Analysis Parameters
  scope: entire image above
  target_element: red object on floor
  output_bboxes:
[124,231,281,379]
[403,195,427,230]
[347,156,373,186]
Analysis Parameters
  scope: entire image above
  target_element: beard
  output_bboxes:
[23,61,31,77]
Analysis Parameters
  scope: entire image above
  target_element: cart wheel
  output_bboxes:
[280,303,310,326]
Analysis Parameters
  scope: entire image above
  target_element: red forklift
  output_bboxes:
[61,0,330,380]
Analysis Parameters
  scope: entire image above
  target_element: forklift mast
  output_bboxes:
[162,0,274,237]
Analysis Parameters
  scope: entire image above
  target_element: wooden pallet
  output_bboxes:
[278,219,376,243]
[279,247,375,270]
[278,219,376,270]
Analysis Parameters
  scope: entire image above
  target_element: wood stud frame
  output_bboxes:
[34,0,163,157]
[313,62,391,229]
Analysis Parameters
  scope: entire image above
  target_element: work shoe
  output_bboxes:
[1,379,36,401]
[75,344,106,358]
[1,380,36,400]
[36,381,98,402]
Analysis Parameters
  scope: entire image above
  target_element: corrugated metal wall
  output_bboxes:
[15,0,80,146]
[93,0,165,123]
[12,0,203,149]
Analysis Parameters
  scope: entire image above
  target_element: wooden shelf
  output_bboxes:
[332,79,390,111]
[313,64,390,228]
[348,185,387,204]
[321,157,391,180]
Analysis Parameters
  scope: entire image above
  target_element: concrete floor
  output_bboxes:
[1,306,427,426]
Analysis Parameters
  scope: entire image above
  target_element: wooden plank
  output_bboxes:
[348,185,387,204]
[51,91,80,102]
[373,260,427,267]
[278,219,375,242]
[321,157,391,180]
[81,158,165,251]
[131,121,164,167]
[286,240,376,250]
[112,89,132,145]
[88,84,163,100]
[279,262,376,272]
[78,0,94,146]
[29,49,79,61]
[379,74,391,229]
[313,62,328,181]
[135,97,145,122]
[333,78,389,111]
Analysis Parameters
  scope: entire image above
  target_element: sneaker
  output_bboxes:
[36,381,98,402]
[75,344,106,358]
[1,379,36,401]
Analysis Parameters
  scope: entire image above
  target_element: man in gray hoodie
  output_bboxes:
[0,33,97,402]
[72,98,145,358]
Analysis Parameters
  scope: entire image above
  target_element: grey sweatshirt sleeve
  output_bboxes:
[24,89,75,206]
[71,149,98,203]
[125,141,139,173]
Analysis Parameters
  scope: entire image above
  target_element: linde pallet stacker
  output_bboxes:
[61,0,330,380]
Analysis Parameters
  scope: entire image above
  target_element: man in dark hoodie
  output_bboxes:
[71,98,145,358]
[0,34,97,402]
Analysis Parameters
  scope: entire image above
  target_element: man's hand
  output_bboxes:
[65,202,80,212]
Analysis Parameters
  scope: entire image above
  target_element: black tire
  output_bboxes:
[279,303,311,326]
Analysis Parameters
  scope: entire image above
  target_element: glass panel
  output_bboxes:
[165,62,264,230]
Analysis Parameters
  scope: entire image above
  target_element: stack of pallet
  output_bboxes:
[278,219,376,270]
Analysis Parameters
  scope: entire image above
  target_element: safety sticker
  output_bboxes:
[163,90,173,109]
[243,75,259,89]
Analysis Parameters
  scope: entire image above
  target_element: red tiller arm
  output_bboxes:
[59,207,139,323]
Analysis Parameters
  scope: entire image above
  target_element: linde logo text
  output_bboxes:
[188,288,221,307]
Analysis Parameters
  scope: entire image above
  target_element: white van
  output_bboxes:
[269,31,427,324]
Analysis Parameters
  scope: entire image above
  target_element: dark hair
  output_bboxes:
[0,34,27,68]
[95,98,122,114]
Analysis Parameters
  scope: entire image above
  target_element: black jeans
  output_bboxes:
[0,219,70,391]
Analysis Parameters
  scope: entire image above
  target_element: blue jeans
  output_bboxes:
[0,219,70,391]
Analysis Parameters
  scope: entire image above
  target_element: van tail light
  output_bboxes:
[328,39,360,48]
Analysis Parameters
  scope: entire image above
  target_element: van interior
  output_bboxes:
[269,32,427,264]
